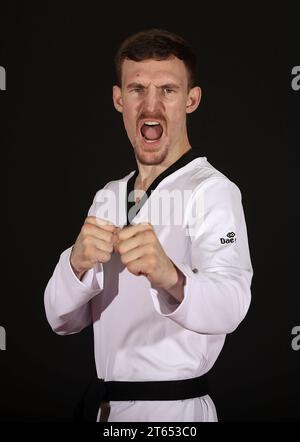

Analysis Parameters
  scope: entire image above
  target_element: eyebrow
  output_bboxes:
[126,82,145,90]
[160,83,180,90]
[126,82,180,90]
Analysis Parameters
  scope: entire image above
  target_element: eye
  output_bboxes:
[131,87,145,94]
[163,87,175,95]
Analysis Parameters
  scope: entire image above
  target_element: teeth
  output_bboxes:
[144,121,160,126]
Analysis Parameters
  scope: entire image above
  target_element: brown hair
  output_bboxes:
[114,28,197,89]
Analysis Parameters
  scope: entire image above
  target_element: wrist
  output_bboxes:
[70,250,86,280]
[71,263,85,280]
[164,263,185,291]
[172,264,185,288]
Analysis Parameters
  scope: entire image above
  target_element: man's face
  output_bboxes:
[113,57,201,165]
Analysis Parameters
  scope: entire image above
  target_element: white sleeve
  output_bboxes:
[44,246,104,335]
[43,185,112,335]
[150,178,253,335]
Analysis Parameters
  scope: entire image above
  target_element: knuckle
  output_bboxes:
[148,243,156,254]
[105,231,113,243]
[107,242,113,252]
[82,236,91,246]
[82,244,93,258]
[118,229,126,241]
[127,262,134,273]
[144,230,154,241]
[102,241,113,253]
[118,243,125,254]
[102,252,111,263]
[120,254,127,265]
[148,256,157,270]
[81,224,91,237]
[109,231,115,241]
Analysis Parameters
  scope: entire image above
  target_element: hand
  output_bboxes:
[115,222,179,290]
[70,216,120,279]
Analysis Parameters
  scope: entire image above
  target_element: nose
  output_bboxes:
[142,86,161,113]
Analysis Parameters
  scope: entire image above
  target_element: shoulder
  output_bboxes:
[184,159,245,232]
[180,156,241,197]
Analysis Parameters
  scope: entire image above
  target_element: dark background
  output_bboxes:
[0,2,299,421]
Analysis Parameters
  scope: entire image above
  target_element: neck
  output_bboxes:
[135,144,192,192]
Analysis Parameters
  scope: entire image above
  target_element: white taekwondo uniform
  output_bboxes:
[44,149,253,422]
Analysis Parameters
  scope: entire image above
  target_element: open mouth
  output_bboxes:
[140,121,163,142]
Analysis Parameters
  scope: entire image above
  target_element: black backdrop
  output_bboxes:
[0,2,299,422]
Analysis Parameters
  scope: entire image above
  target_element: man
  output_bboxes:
[44,29,253,422]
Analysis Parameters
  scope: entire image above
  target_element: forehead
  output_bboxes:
[121,57,189,87]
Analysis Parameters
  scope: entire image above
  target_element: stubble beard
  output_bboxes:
[134,142,169,166]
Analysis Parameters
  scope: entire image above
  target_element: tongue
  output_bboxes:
[141,124,163,140]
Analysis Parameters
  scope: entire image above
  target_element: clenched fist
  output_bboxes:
[115,222,185,301]
[70,216,120,279]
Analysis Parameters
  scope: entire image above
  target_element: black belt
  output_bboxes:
[73,375,209,422]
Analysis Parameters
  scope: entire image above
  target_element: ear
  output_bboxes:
[113,85,123,113]
[186,86,202,114]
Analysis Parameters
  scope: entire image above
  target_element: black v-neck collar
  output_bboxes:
[125,148,201,225]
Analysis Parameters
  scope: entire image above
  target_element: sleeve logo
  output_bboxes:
[220,232,236,244]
